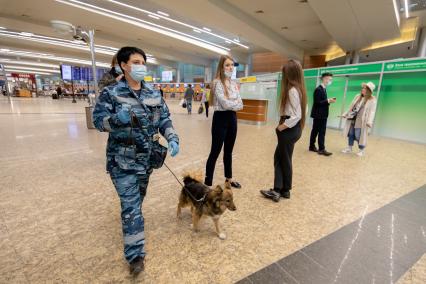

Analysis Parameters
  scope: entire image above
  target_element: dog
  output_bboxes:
[176,171,236,240]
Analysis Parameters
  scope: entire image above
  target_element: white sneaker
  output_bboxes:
[341,147,352,154]
[356,150,365,157]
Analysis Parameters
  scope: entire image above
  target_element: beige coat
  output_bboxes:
[342,95,377,146]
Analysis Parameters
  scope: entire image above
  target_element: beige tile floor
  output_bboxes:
[0,96,425,283]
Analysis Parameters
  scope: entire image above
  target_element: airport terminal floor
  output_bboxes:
[1,96,425,284]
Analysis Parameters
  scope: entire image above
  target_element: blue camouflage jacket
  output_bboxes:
[93,79,179,173]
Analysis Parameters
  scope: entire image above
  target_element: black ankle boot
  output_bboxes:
[281,190,290,199]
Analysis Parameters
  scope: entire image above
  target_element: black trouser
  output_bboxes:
[274,123,302,192]
[205,111,237,186]
[309,118,327,151]
[204,102,209,118]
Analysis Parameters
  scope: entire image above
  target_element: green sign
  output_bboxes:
[384,59,426,72]
[319,63,382,76]
[303,69,318,77]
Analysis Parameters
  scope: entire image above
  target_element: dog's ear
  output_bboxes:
[214,185,223,194]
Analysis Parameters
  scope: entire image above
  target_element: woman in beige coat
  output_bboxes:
[341,82,377,156]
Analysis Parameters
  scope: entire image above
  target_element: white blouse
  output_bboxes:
[212,79,243,112]
[281,87,302,128]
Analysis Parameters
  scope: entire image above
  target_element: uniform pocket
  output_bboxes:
[115,145,137,170]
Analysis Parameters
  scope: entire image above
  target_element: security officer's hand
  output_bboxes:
[169,141,179,157]
[117,106,131,124]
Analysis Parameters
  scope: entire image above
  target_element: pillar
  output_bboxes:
[418,28,426,58]
[345,52,351,65]
[352,50,360,64]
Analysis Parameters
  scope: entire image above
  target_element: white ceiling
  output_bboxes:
[0,0,424,75]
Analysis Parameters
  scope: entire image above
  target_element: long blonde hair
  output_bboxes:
[280,59,307,129]
[209,55,234,105]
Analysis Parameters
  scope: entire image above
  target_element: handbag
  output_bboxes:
[198,103,204,114]
[182,102,187,108]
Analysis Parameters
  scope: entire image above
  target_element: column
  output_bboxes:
[345,52,351,65]
[204,66,212,82]
[352,50,360,64]
[418,28,426,58]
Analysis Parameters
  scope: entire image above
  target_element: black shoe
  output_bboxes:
[309,146,318,152]
[318,150,333,156]
[281,190,290,199]
[129,256,145,276]
[260,189,280,202]
[229,181,242,189]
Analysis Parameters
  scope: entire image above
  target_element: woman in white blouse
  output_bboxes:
[260,59,307,202]
[205,55,243,188]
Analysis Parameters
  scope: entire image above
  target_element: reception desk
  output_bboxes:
[237,99,268,124]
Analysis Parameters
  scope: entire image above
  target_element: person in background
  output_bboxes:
[55,85,62,99]
[92,46,179,275]
[202,84,211,118]
[159,85,164,97]
[184,84,195,114]
[260,59,307,202]
[341,82,377,157]
[205,55,243,188]
[309,72,336,156]
[98,54,124,91]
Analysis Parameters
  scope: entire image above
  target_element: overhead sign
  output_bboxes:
[239,76,257,83]
[384,59,426,72]
[319,63,382,76]
[303,69,318,77]
[162,71,173,82]
[144,76,153,82]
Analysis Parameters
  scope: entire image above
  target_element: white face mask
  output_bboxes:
[224,70,233,78]
[327,80,333,86]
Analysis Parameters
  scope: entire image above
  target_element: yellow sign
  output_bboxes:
[144,76,153,82]
[239,76,256,83]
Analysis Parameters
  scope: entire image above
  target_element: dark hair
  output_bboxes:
[188,84,192,88]
[116,46,147,72]
[280,59,307,129]
[321,72,333,79]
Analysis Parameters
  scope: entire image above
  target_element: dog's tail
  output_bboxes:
[182,169,204,186]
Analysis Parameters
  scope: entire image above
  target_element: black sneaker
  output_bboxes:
[318,150,333,156]
[281,190,291,199]
[309,146,318,152]
[129,256,145,276]
[260,189,280,202]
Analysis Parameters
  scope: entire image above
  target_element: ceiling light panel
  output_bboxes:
[0,60,60,68]
[105,0,249,49]
[3,65,60,73]
[0,48,111,67]
[56,0,231,54]
[4,68,54,75]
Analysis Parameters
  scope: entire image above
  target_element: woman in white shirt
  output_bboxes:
[260,59,307,202]
[205,55,243,188]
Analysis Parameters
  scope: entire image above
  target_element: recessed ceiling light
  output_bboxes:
[148,14,160,20]
[20,32,34,37]
[157,11,169,17]
[255,10,264,14]
[203,27,211,32]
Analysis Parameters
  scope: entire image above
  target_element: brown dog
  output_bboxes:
[177,172,236,240]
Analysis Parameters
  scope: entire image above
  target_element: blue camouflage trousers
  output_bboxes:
[110,167,152,263]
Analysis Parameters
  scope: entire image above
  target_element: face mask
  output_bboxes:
[327,80,332,86]
[224,70,233,78]
[114,65,123,74]
[129,64,147,81]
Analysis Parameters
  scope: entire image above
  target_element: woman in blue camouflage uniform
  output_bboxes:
[93,47,179,275]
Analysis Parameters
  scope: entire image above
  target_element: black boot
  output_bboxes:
[260,189,281,202]
[281,190,291,199]
[129,256,145,276]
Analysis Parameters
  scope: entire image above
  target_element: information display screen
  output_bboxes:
[162,70,173,82]
[61,65,72,80]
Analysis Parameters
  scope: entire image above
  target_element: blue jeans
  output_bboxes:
[348,126,365,149]
[186,100,192,113]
